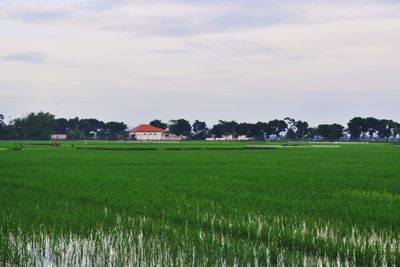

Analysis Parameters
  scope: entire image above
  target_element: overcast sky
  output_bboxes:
[1,0,399,127]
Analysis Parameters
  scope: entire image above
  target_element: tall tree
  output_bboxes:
[236,123,252,137]
[0,114,7,139]
[55,118,69,134]
[260,122,274,139]
[307,127,320,140]
[236,122,265,140]
[285,118,309,140]
[392,122,400,140]
[209,124,224,137]
[66,117,81,139]
[250,122,269,140]
[150,119,167,130]
[0,114,4,128]
[285,117,297,140]
[377,119,394,141]
[296,121,309,140]
[168,119,192,136]
[347,117,366,140]
[217,121,238,137]
[317,124,344,141]
[268,119,287,138]
[192,120,208,140]
[365,117,379,140]
[54,117,126,140]
[105,121,127,140]
[12,112,56,140]
[78,118,105,137]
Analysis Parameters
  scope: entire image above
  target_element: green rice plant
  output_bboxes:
[0,141,399,265]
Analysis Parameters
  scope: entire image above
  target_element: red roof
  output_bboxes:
[131,124,165,133]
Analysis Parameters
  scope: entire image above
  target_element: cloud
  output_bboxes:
[0,0,399,124]
[150,48,192,54]
[0,3,72,23]
[0,1,288,37]
[14,10,71,22]
[2,53,47,63]
[2,1,398,39]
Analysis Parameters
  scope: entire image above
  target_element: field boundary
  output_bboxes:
[74,147,277,151]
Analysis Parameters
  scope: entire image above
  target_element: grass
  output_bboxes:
[0,141,399,266]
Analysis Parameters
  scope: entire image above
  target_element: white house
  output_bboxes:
[129,124,187,141]
[51,134,67,140]
[129,124,165,141]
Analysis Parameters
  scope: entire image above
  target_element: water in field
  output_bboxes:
[2,212,399,266]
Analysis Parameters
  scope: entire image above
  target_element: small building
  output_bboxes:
[51,134,67,141]
[89,131,97,140]
[206,135,253,141]
[164,133,187,141]
[129,124,165,141]
[129,124,187,141]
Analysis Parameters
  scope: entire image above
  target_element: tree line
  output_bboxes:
[0,112,399,141]
[0,112,127,140]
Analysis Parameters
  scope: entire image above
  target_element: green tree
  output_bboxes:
[0,114,4,128]
[259,122,274,139]
[192,120,208,140]
[317,124,344,141]
[365,117,379,140]
[393,122,400,141]
[285,118,309,141]
[236,122,252,137]
[347,117,366,140]
[217,120,238,137]
[78,118,105,138]
[209,124,224,137]
[0,114,7,139]
[65,117,81,139]
[209,121,239,138]
[284,118,296,140]
[250,122,269,140]
[150,119,167,130]
[235,122,266,140]
[55,118,69,134]
[168,119,192,136]
[307,127,319,140]
[268,119,287,138]
[105,121,127,140]
[377,119,394,141]
[13,112,56,140]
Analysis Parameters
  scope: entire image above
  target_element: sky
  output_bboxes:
[1,0,399,127]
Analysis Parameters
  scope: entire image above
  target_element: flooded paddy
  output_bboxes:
[1,141,399,265]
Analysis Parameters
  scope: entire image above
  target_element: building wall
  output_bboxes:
[51,134,67,140]
[130,132,164,141]
[206,135,253,141]
[164,134,186,141]
[129,132,187,141]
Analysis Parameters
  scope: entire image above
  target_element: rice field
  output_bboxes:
[0,141,399,266]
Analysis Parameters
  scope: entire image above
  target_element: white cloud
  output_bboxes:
[2,52,46,63]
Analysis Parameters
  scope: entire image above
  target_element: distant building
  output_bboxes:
[164,133,186,141]
[206,135,253,141]
[129,124,187,141]
[89,131,97,139]
[51,134,67,140]
[129,124,165,141]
